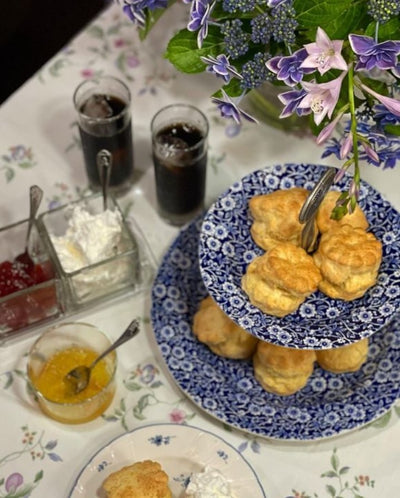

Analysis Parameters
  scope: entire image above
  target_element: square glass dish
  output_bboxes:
[38,194,140,312]
[0,218,62,344]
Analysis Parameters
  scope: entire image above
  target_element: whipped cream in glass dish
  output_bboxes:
[39,194,138,311]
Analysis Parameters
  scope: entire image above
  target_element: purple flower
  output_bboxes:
[360,82,400,117]
[340,133,353,159]
[266,48,314,86]
[301,27,348,75]
[299,71,347,125]
[211,90,258,124]
[349,34,400,71]
[200,54,242,83]
[374,104,400,126]
[122,0,167,27]
[188,0,215,48]
[5,473,23,493]
[278,88,310,118]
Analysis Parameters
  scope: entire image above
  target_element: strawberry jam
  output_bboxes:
[0,251,57,332]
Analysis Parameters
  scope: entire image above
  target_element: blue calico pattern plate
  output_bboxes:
[151,216,400,441]
[199,163,400,349]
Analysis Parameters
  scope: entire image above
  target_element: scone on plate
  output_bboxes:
[102,460,171,498]
[192,296,258,359]
[249,187,316,250]
[253,341,316,395]
[316,190,369,234]
[242,242,322,317]
[316,338,369,373]
[313,224,382,300]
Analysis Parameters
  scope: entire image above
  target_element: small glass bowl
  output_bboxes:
[0,218,62,344]
[27,322,117,424]
[38,194,139,312]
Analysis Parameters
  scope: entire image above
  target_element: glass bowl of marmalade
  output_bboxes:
[27,322,117,424]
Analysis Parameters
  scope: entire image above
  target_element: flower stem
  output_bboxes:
[347,63,360,190]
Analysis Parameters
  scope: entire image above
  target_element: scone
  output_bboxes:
[253,341,316,395]
[316,190,369,234]
[313,224,382,300]
[102,460,171,498]
[316,338,369,373]
[249,187,316,250]
[192,296,258,359]
[242,242,322,317]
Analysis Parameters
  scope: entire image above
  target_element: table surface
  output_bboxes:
[0,3,399,497]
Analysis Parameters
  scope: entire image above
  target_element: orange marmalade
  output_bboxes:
[33,347,113,403]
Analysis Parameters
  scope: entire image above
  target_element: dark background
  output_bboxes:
[0,1,106,104]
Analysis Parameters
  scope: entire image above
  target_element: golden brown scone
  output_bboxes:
[316,338,369,373]
[102,460,171,498]
[192,296,258,359]
[253,341,316,395]
[242,243,322,317]
[249,187,316,250]
[316,191,369,234]
[313,225,382,300]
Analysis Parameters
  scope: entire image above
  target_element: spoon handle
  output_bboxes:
[298,167,336,223]
[90,319,140,369]
[97,149,112,211]
[26,185,44,251]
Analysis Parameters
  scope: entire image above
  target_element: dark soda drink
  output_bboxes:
[78,93,134,195]
[153,121,207,224]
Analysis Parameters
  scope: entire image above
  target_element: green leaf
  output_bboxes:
[294,0,368,39]
[87,25,104,40]
[365,17,400,40]
[139,0,178,40]
[34,470,44,483]
[5,166,14,183]
[331,449,340,471]
[384,125,400,137]
[326,484,336,497]
[321,470,338,478]
[124,381,142,391]
[165,26,224,73]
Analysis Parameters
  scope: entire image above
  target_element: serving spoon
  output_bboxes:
[97,149,112,211]
[64,318,140,395]
[299,167,336,253]
[25,185,44,255]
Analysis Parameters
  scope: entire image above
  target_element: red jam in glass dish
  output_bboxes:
[0,251,59,334]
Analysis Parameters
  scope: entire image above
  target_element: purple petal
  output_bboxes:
[5,473,23,492]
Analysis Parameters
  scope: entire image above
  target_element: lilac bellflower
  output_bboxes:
[349,34,400,71]
[301,27,347,75]
[188,0,215,48]
[359,82,400,117]
[122,0,167,27]
[266,48,314,87]
[211,90,258,125]
[200,54,242,83]
[299,71,347,126]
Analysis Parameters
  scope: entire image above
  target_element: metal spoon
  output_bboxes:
[25,185,44,254]
[299,167,336,252]
[64,318,140,395]
[97,149,112,211]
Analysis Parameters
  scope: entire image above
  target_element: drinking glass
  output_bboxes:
[151,103,209,226]
[73,76,134,196]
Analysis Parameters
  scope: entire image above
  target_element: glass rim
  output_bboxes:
[27,321,117,407]
[73,75,131,124]
[151,103,210,137]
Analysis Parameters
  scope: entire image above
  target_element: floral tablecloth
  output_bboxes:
[0,3,399,497]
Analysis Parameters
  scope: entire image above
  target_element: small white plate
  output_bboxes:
[68,423,265,497]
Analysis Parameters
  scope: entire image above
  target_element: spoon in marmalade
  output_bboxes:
[64,319,140,395]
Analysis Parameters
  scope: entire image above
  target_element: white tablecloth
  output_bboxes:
[0,3,399,497]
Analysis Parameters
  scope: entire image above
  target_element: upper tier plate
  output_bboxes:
[198,163,400,349]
